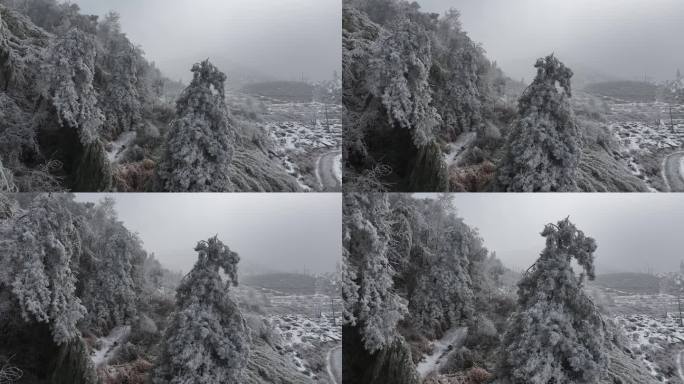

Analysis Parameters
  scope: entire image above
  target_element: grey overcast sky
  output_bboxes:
[416,194,684,275]
[69,0,341,83]
[415,0,684,83]
[74,193,341,275]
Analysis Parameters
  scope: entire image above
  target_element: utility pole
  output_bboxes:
[330,296,336,326]
[677,275,683,326]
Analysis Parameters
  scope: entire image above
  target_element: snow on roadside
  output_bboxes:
[106,131,137,164]
[333,153,342,183]
[416,327,468,378]
[444,132,476,166]
[90,325,131,368]
[616,313,684,380]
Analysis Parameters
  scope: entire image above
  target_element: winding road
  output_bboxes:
[327,345,342,384]
[663,151,684,192]
[316,150,342,192]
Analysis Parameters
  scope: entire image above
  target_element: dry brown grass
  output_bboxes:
[113,159,156,192]
[423,367,493,384]
[99,358,153,384]
[449,161,496,192]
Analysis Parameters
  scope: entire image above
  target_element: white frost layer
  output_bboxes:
[416,327,468,378]
[333,153,342,183]
[90,325,131,367]
[444,132,476,166]
[106,131,137,164]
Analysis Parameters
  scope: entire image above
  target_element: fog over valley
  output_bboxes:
[425,193,684,274]
[71,0,342,83]
[74,193,341,275]
[416,0,684,83]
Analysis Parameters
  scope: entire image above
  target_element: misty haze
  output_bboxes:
[343,0,684,193]
[70,0,341,84]
[74,193,342,275]
[343,193,684,384]
[0,0,342,193]
[0,193,342,383]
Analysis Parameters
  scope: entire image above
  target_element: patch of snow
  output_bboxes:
[616,312,684,381]
[106,131,137,164]
[90,325,131,368]
[416,327,468,378]
[444,132,476,166]
[333,153,342,183]
[258,101,342,190]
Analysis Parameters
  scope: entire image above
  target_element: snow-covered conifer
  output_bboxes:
[152,236,249,384]
[367,17,440,147]
[95,12,145,138]
[0,194,85,345]
[342,193,407,352]
[78,198,141,333]
[41,28,103,145]
[496,54,581,191]
[498,218,606,384]
[159,60,235,192]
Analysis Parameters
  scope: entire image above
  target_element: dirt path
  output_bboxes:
[327,345,342,384]
[106,131,137,164]
[90,325,131,368]
[316,150,342,192]
[663,151,684,192]
[416,327,468,378]
[444,132,476,166]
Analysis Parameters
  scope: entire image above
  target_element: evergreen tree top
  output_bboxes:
[187,59,227,99]
[527,54,574,98]
[193,235,240,286]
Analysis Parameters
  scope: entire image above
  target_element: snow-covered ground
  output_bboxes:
[263,101,342,191]
[616,313,684,381]
[332,153,342,184]
[235,284,343,380]
[90,325,131,368]
[271,312,341,348]
[267,121,340,153]
[416,327,468,378]
[444,132,477,166]
[606,100,684,190]
[271,312,341,379]
[106,131,137,164]
[593,287,684,383]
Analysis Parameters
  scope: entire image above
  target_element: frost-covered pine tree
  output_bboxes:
[342,193,408,352]
[400,195,481,337]
[152,236,249,384]
[430,9,487,140]
[95,12,145,138]
[498,218,606,384]
[496,55,581,192]
[41,27,112,191]
[0,194,86,345]
[78,198,141,333]
[367,17,440,148]
[41,28,104,146]
[159,60,235,192]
